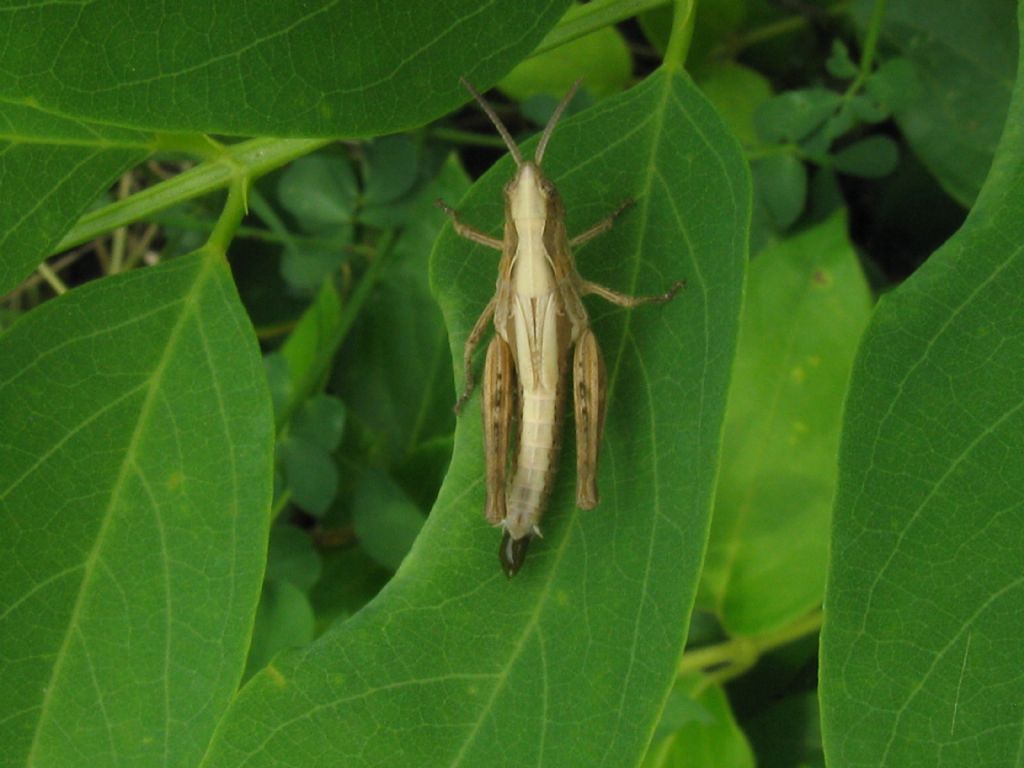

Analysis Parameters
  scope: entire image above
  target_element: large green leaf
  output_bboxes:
[0,253,273,767]
[820,5,1024,765]
[0,105,150,295]
[699,212,871,635]
[0,0,569,137]
[855,0,1018,204]
[0,0,566,296]
[198,69,748,768]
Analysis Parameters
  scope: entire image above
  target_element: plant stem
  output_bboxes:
[35,262,68,295]
[248,186,302,258]
[678,609,824,677]
[722,1,851,57]
[270,489,292,521]
[274,231,396,430]
[843,0,886,101]
[430,127,508,150]
[109,173,133,274]
[532,0,672,58]
[662,0,697,72]
[207,178,250,256]
[54,137,331,256]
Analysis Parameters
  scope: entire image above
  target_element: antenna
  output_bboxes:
[460,77,523,167]
[534,78,581,166]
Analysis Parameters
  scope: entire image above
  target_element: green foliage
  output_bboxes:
[0,0,570,295]
[699,212,872,636]
[0,254,272,767]
[820,7,1024,764]
[199,69,748,768]
[644,677,756,767]
[500,3,633,99]
[854,0,1018,204]
[1,2,1022,767]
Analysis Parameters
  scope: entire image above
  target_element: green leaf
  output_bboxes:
[279,435,337,517]
[361,136,421,209]
[854,0,1017,204]
[820,7,1024,764]
[357,138,433,229]
[309,547,391,631]
[499,3,632,100]
[847,92,890,124]
[279,246,350,296]
[0,253,273,767]
[0,0,569,296]
[755,89,841,144]
[0,1,571,136]
[352,472,428,571]
[642,676,755,768]
[697,61,774,146]
[199,69,748,768]
[277,155,358,232]
[291,395,346,452]
[826,39,859,79]
[753,154,807,231]
[265,523,322,591]
[831,135,899,178]
[277,278,344,420]
[244,581,316,680]
[0,105,150,294]
[699,212,871,635]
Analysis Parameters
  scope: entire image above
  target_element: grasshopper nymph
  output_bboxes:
[439,79,683,577]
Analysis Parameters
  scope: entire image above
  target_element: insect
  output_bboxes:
[438,78,683,577]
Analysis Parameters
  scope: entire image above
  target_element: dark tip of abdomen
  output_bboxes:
[499,530,531,578]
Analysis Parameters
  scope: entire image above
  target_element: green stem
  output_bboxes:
[270,489,293,522]
[662,0,697,72]
[744,142,804,161]
[153,211,369,255]
[724,1,851,57]
[54,137,331,255]
[109,174,132,274]
[274,231,396,429]
[678,609,824,677]
[431,127,508,150]
[248,186,302,256]
[206,177,250,256]
[36,262,68,295]
[843,0,886,100]
[532,0,672,58]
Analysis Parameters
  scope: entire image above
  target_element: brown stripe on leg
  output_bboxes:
[482,335,516,525]
[573,328,607,510]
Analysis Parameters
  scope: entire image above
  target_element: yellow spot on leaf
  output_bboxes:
[166,472,184,490]
[266,664,287,688]
[790,366,806,383]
